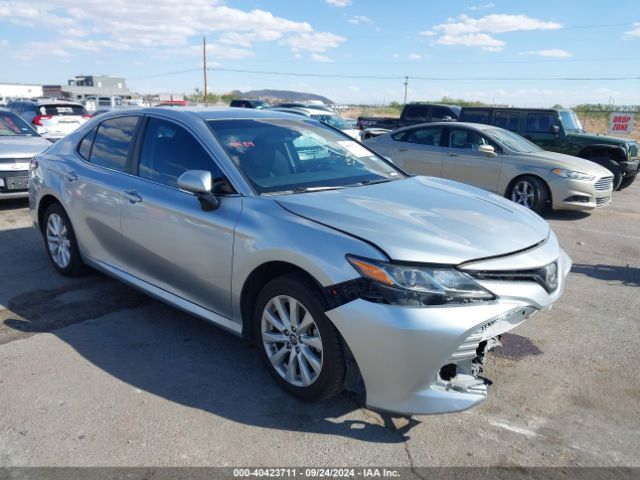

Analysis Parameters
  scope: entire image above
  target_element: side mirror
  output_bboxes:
[479,144,497,157]
[550,124,560,136]
[178,170,219,211]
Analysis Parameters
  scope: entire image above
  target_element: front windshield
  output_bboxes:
[208,118,404,194]
[0,112,39,137]
[312,114,348,130]
[559,110,584,132]
[485,128,542,154]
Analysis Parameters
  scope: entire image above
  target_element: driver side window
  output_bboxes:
[138,118,225,188]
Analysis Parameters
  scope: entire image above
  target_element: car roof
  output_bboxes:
[461,106,558,112]
[390,121,494,133]
[94,106,317,122]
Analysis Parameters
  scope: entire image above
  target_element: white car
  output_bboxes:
[7,100,91,142]
[269,107,361,140]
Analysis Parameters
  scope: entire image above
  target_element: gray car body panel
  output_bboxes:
[30,108,571,415]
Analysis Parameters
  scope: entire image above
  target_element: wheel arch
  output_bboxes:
[37,193,64,234]
[577,144,626,163]
[240,261,328,342]
[505,173,552,205]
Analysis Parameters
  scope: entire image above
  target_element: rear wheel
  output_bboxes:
[508,175,549,214]
[43,203,85,276]
[618,173,637,191]
[254,273,346,401]
[587,156,622,190]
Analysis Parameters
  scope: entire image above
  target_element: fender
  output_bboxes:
[577,144,627,163]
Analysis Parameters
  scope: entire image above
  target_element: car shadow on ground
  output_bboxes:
[571,263,640,287]
[0,198,29,212]
[1,224,420,443]
[541,210,591,221]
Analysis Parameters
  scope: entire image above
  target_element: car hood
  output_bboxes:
[0,135,51,158]
[276,176,550,264]
[518,150,613,176]
[566,131,632,146]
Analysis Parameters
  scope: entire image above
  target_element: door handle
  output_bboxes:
[123,190,143,204]
[398,148,408,152]
[447,153,459,157]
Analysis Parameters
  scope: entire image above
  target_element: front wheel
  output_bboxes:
[254,273,346,401]
[508,175,549,214]
[587,156,622,190]
[618,173,637,191]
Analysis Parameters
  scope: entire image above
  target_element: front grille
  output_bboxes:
[596,195,611,207]
[629,142,638,159]
[595,176,613,191]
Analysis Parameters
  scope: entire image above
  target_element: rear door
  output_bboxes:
[384,125,445,176]
[70,115,142,268]
[36,104,89,137]
[440,126,503,192]
[119,115,241,318]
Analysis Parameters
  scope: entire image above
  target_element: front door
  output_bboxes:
[119,116,241,318]
[440,126,502,193]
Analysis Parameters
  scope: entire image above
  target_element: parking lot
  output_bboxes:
[0,185,638,467]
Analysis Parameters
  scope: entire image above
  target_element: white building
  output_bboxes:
[0,83,43,101]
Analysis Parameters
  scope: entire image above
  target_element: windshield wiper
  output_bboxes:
[292,186,346,193]
[357,178,395,186]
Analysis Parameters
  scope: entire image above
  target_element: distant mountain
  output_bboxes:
[239,89,333,105]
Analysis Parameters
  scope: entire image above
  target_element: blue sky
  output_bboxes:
[1,0,639,105]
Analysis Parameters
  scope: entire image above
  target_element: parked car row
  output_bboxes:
[358,103,639,191]
[363,122,614,213]
[29,107,571,416]
[6,99,91,142]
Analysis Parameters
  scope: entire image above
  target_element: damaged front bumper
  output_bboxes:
[326,245,571,416]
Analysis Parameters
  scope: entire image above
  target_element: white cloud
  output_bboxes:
[437,33,505,51]
[522,48,572,58]
[467,3,495,11]
[392,53,400,58]
[348,15,374,25]
[0,0,344,60]
[408,53,422,60]
[624,22,640,38]
[280,31,346,53]
[426,13,562,51]
[326,0,351,6]
[310,53,333,63]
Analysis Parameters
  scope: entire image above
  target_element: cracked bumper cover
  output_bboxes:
[327,247,571,416]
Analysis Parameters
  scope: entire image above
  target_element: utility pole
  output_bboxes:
[203,36,208,106]
[403,76,408,105]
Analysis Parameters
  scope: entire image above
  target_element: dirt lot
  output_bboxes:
[0,184,639,467]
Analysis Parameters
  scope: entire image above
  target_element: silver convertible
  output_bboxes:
[363,122,614,213]
[29,108,571,415]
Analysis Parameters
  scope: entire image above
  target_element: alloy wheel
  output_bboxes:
[261,295,324,387]
[511,180,535,209]
[46,213,71,269]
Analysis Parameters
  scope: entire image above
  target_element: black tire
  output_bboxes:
[587,156,622,190]
[507,175,549,214]
[253,273,346,401]
[618,173,637,191]
[42,203,86,277]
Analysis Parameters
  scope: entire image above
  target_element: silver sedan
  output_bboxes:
[29,108,570,415]
[364,122,614,213]
[0,108,51,200]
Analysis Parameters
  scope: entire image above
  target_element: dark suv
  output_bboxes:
[459,107,639,190]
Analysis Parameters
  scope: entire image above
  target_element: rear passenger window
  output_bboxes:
[77,127,97,160]
[392,126,443,146]
[402,105,429,122]
[493,111,521,132]
[526,113,558,133]
[138,118,223,188]
[462,110,490,124]
[431,107,454,121]
[89,116,139,171]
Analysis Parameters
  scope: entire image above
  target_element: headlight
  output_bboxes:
[551,168,594,181]
[346,255,495,306]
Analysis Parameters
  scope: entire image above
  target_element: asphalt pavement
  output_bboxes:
[0,184,638,467]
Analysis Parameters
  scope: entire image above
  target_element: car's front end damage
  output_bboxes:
[326,232,571,416]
